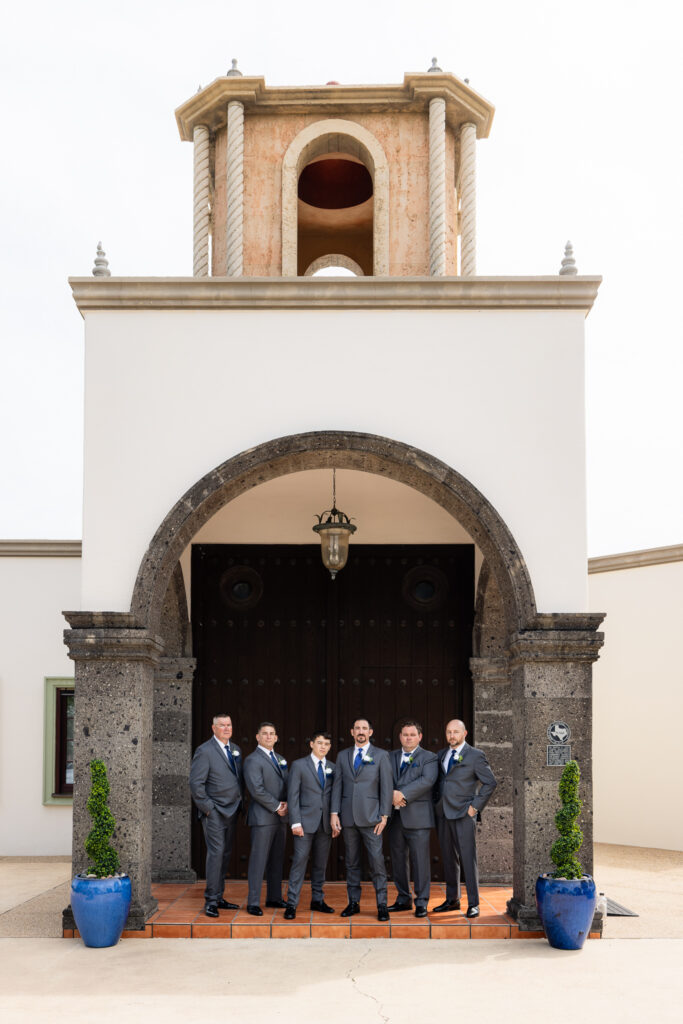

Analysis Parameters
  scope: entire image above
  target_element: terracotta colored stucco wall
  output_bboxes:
[212,110,457,276]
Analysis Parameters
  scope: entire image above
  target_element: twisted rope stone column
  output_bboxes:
[459,122,477,276]
[226,100,245,276]
[192,125,210,277]
[429,97,447,276]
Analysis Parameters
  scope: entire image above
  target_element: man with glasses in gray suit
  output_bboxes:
[330,717,393,922]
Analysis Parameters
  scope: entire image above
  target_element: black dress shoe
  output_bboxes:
[265,899,287,908]
[204,904,219,918]
[340,901,360,918]
[246,905,263,916]
[431,899,461,913]
[310,900,335,914]
[283,906,296,920]
[414,906,428,918]
[466,905,480,918]
[387,900,412,912]
[216,899,239,910]
[377,904,390,922]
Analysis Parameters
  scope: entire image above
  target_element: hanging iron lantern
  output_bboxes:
[312,469,357,579]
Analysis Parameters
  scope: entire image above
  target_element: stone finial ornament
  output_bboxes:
[559,240,578,276]
[226,58,242,77]
[428,57,442,73]
[92,242,111,278]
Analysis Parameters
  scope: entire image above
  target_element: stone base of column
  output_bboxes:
[507,896,605,935]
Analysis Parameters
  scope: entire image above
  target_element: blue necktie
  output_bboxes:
[354,748,363,773]
[224,745,236,773]
[317,761,325,788]
[400,756,410,775]
[448,750,457,773]
[270,751,281,772]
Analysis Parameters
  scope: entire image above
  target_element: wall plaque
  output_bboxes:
[547,743,572,766]
[547,721,571,744]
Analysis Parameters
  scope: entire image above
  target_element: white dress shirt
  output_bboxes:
[292,755,327,830]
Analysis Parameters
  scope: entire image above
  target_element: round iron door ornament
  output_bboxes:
[219,565,264,610]
[401,565,449,611]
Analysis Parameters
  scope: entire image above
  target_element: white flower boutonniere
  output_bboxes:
[325,767,333,775]
[362,755,374,764]
[232,749,240,757]
[453,754,463,764]
[278,758,287,767]
[405,755,415,765]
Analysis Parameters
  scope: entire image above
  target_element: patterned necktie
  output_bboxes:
[400,756,410,775]
[354,748,363,773]
[224,745,236,773]
[317,761,325,788]
[448,750,457,773]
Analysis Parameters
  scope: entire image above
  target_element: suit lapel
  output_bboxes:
[305,756,319,786]
[259,747,282,777]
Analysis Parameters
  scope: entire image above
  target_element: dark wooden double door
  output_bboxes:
[191,544,474,881]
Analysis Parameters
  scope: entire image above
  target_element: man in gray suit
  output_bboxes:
[189,713,244,917]
[284,731,337,919]
[330,717,393,921]
[243,722,288,916]
[387,720,439,918]
[433,718,497,918]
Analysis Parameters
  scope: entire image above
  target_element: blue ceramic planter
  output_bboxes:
[536,874,596,950]
[71,874,131,947]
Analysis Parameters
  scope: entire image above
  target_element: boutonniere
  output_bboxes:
[278,758,287,767]
[405,755,415,765]
[453,753,463,764]
[362,755,374,764]
[232,749,240,757]
[324,767,333,775]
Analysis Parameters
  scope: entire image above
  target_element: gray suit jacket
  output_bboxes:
[331,744,393,828]
[391,747,438,829]
[434,742,497,820]
[243,748,289,826]
[287,756,335,834]
[189,737,244,819]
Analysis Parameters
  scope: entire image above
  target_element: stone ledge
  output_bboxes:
[588,543,683,574]
[0,540,81,557]
[68,276,602,315]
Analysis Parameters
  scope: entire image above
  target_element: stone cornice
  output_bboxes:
[0,540,81,557]
[68,276,601,317]
[64,626,165,665]
[588,544,683,574]
[509,628,605,666]
[175,72,494,141]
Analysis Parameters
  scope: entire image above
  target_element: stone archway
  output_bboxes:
[130,431,536,638]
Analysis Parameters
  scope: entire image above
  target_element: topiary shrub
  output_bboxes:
[84,759,121,878]
[550,759,584,880]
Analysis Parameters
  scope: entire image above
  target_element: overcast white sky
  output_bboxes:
[0,0,680,555]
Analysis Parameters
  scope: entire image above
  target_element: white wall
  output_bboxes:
[591,558,683,850]
[0,555,79,854]
[81,306,588,615]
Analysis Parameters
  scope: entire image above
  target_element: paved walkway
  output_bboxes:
[1,846,682,1022]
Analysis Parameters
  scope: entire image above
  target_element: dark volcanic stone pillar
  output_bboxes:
[152,656,197,883]
[506,614,604,930]
[62,612,164,931]
[471,655,512,883]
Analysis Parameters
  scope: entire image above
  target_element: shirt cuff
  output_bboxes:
[291,822,302,830]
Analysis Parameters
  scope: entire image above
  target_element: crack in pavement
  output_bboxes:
[346,946,390,1023]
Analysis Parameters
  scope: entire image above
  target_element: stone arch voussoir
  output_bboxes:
[131,431,536,637]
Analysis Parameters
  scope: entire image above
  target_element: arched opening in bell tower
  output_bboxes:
[297,154,374,276]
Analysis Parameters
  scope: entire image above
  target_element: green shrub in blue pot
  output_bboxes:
[535,760,597,950]
[70,759,131,947]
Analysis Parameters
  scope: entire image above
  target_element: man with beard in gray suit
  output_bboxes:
[189,713,244,917]
[387,720,439,918]
[243,722,289,915]
[284,730,337,919]
[330,717,393,922]
[433,718,497,918]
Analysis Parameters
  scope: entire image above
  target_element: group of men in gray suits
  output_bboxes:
[189,712,497,921]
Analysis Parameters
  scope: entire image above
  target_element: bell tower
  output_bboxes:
[175,61,494,277]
